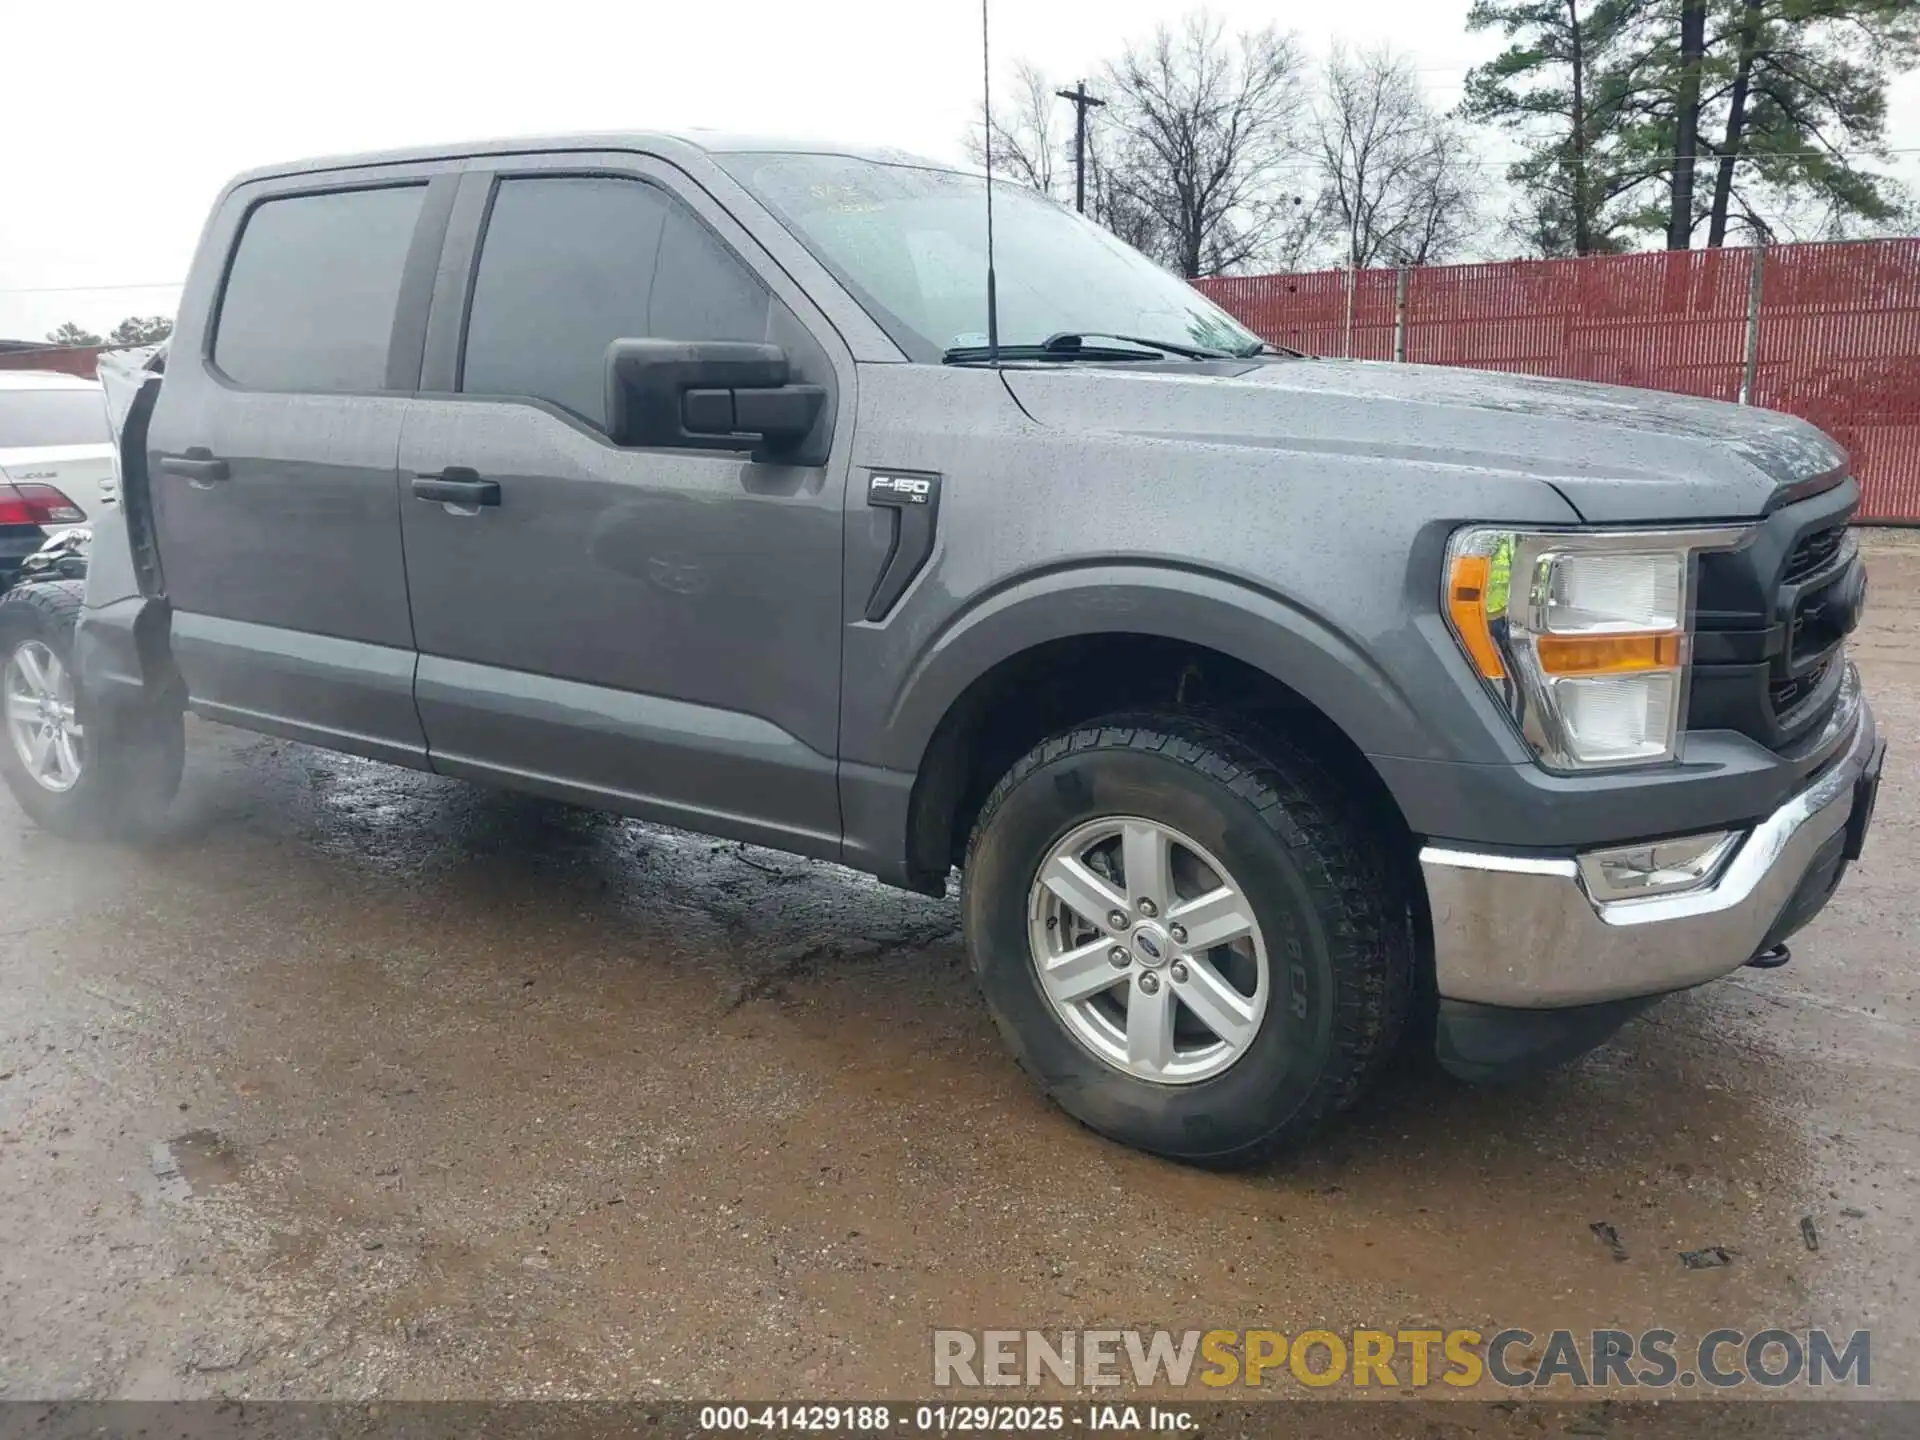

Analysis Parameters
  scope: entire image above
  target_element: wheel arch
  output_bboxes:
[0,577,87,642]
[886,566,1431,891]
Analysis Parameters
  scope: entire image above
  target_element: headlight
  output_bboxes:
[1444,525,1753,771]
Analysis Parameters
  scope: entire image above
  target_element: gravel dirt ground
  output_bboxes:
[0,537,1915,1419]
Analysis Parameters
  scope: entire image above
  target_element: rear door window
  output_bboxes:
[460,175,772,431]
[213,184,425,393]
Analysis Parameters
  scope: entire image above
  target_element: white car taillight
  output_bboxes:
[0,481,85,527]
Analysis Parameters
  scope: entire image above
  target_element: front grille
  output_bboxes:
[1786,580,1854,674]
[1769,657,1831,721]
[1690,479,1859,752]
[1783,525,1844,585]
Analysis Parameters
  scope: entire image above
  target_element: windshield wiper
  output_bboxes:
[942,341,1166,365]
[941,332,1246,365]
[1042,331,1240,360]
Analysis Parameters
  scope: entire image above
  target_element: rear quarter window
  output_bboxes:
[213,184,425,393]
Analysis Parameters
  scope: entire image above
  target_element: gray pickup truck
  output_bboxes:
[0,134,1883,1166]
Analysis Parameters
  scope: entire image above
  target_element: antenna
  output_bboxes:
[981,0,1000,363]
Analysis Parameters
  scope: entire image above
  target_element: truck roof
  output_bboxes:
[229,132,963,188]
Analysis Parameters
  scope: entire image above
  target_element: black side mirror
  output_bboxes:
[605,339,826,460]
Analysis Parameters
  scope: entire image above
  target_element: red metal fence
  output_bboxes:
[1197,239,1920,523]
[0,343,116,379]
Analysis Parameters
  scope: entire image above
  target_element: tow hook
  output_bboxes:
[1745,944,1792,970]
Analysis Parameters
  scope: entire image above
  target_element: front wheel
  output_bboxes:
[962,712,1413,1168]
[0,583,183,839]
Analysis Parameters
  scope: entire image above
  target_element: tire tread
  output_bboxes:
[963,708,1413,1167]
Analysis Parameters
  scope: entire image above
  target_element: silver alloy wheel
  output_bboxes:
[3,640,85,793]
[1027,816,1269,1084]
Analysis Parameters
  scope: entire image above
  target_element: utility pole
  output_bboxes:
[1055,79,1106,215]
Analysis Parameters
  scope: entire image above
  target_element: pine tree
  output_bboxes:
[1463,0,1648,256]
[44,322,103,347]
[107,315,174,346]
[1617,0,1918,245]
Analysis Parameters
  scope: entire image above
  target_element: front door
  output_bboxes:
[397,155,852,856]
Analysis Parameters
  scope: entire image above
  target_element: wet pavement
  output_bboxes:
[0,538,1916,1409]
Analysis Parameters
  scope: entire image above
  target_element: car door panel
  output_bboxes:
[153,388,413,646]
[399,397,845,854]
[398,154,853,855]
[155,402,427,762]
[170,612,423,768]
[415,655,842,856]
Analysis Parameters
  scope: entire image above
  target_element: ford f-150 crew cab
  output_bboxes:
[0,134,1885,1166]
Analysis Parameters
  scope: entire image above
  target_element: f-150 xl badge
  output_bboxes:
[864,472,942,620]
[869,474,934,504]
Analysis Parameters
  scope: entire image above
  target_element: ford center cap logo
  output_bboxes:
[1133,930,1165,965]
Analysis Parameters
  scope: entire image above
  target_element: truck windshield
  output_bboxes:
[720,151,1265,364]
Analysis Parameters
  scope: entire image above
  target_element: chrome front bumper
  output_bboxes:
[1420,690,1881,1009]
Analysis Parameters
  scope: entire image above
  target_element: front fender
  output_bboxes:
[867,562,1446,776]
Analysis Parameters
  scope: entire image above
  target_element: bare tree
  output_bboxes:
[1102,12,1315,277]
[1315,45,1484,268]
[965,62,1065,198]
[1084,133,1164,254]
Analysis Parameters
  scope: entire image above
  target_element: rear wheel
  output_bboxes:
[4,637,85,795]
[0,583,183,839]
[962,711,1412,1168]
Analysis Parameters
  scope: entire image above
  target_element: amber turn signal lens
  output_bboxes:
[1447,554,1506,680]
[1534,631,1682,676]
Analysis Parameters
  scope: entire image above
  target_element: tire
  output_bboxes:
[0,582,183,840]
[961,711,1413,1168]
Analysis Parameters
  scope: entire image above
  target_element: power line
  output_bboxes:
[1265,144,1920,170]
[2,144,1914,302]
[0,340,155,358]
[1225,147,1920,182]
[0,280,183,296]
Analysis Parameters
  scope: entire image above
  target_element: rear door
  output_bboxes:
[145,166,454,765]
[396,152,853,856]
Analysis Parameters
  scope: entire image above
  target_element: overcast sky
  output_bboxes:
[4,0,1916,342]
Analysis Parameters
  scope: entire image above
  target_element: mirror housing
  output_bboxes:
[605,339,826,460]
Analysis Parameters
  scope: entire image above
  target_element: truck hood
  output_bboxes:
[1000,358,1848,522]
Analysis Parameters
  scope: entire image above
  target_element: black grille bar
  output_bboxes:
[1783,525,1844,585]
[1690,478,1859,752]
